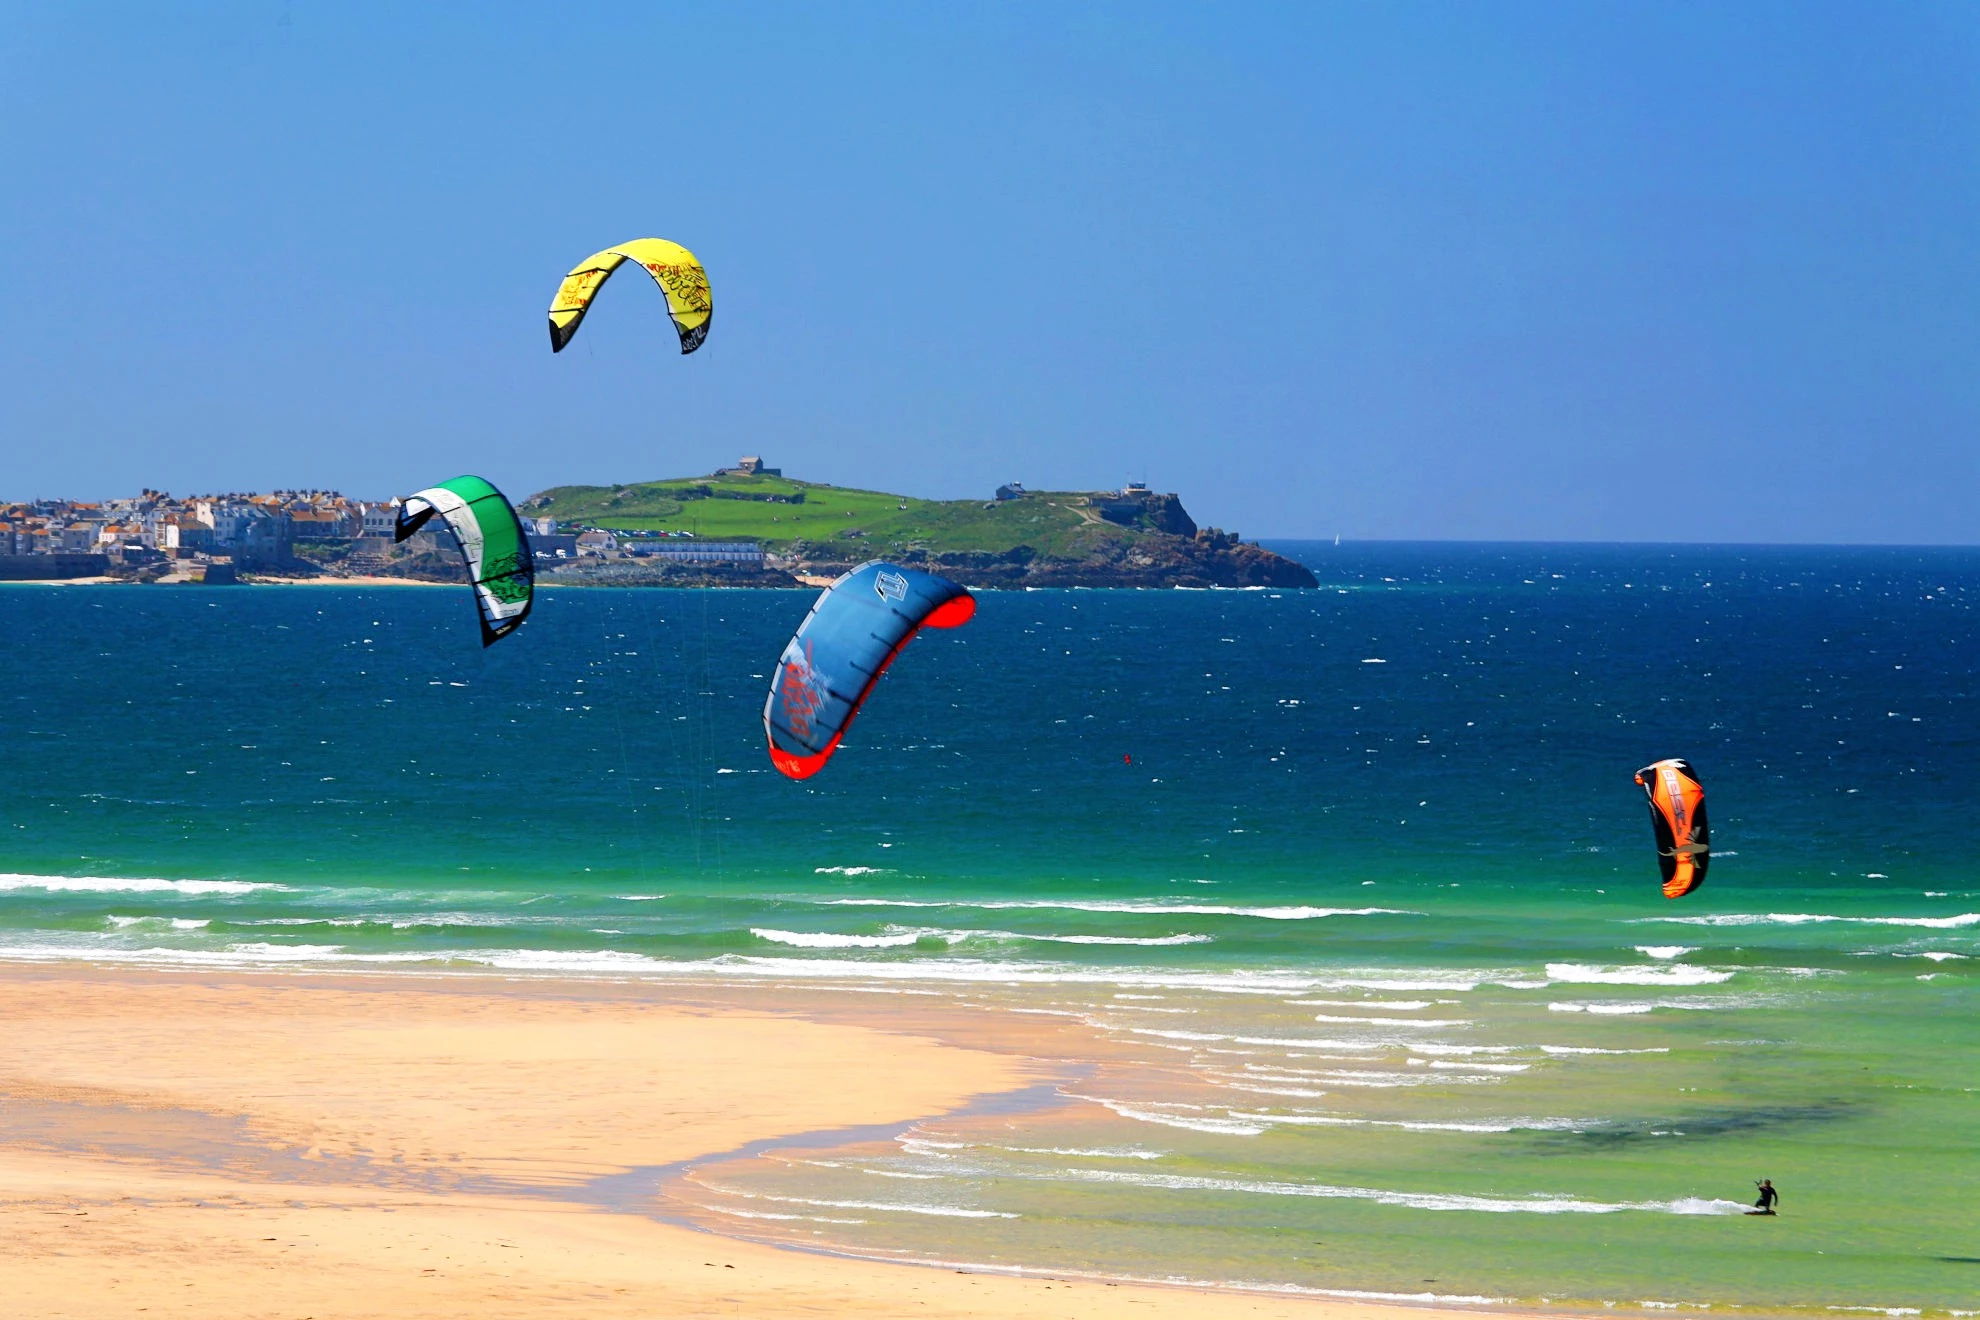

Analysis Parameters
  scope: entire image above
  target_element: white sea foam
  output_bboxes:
[0,941,1517,1002]
[1556,994,1754,1014]
[818,898,1418,920]
[464,948,683,972]
[1009,1145,1165,1160]
[0,873,281,896]
[1310,1013,1468,1027]
[1226,1112,1581,1134]
[1634,946,1699,959]
[1238,1064,1351,1078]
[707,1206,868,1225]
[185,942,353,963]
[1070,1094,1269,1135]
[814,866,890,876]
[1294,1070,1496,1088]
[1033,1166,1750,1215]
[716,1189,1015,1219]
[1639,912,1980,929]
[236,917,363,927]
[1231,1060,1480,1085]
[1402,1042,1522,1056]
[1288,999,1436,1010]
[1208,1081,1330,1098]
[902,1138,1166,1161]
[1547,962,1734,986]
[105,916,211,931]
[943,928,1212,947]
[752,928,925,949]
[0,940,450,969]
[1020,932,1212,946]
[1538,1045,1670,1055]
[1550,1002,1653,1015]
[1127,1028,1385,1050]
[1426,1060,1530,1073]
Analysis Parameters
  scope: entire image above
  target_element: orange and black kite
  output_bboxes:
[1634,758,1709,899]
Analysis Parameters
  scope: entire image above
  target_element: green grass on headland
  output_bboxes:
[522,472,1140,559]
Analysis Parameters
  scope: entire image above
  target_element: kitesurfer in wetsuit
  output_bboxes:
[1752,1179,1778,1215]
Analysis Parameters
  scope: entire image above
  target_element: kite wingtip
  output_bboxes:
[925,593,977,629]
[769,744,831,781]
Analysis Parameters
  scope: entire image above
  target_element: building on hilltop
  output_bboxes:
[715,455,781,477]
[995,482,1026,501]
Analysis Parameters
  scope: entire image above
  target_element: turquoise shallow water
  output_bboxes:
[1,544,1976,1313]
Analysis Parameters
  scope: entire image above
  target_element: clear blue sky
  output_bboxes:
[4,2,1978,541]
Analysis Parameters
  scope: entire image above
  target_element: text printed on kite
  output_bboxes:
[395,476,535,647]
[1634,758,1710,899]
[546,238,712,355]
[764,562,976,779]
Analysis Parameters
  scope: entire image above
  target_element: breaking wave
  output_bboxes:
[1638,912,1980,929]
[1546,962,1735,986]
[0,873,283,896]
[817,898,1418,920]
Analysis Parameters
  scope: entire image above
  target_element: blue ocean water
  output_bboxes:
[1,544,1975,1313]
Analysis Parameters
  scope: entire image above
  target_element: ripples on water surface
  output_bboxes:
[1,543,1976,1315]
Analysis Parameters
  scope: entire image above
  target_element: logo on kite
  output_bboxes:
[779,640,827,740]
[875,571,909,603]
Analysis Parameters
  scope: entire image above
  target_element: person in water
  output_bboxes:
[1752,1179,1779,1215]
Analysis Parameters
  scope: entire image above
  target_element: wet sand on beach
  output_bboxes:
[0,966,1533,1320]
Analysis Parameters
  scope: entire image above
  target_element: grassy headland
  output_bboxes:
[522,472,1317,588]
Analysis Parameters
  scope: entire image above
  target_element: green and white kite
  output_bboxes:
[394,475,535,646]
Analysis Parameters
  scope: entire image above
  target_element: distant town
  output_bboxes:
[0,487,765,584]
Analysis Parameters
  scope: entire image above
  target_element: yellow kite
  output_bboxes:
[547,238,711,354]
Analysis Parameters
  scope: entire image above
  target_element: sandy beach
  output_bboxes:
[0,966,1526,1320]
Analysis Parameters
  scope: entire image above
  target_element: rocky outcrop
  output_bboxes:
[1093,491,1197,537]
[805,530,1315,589]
